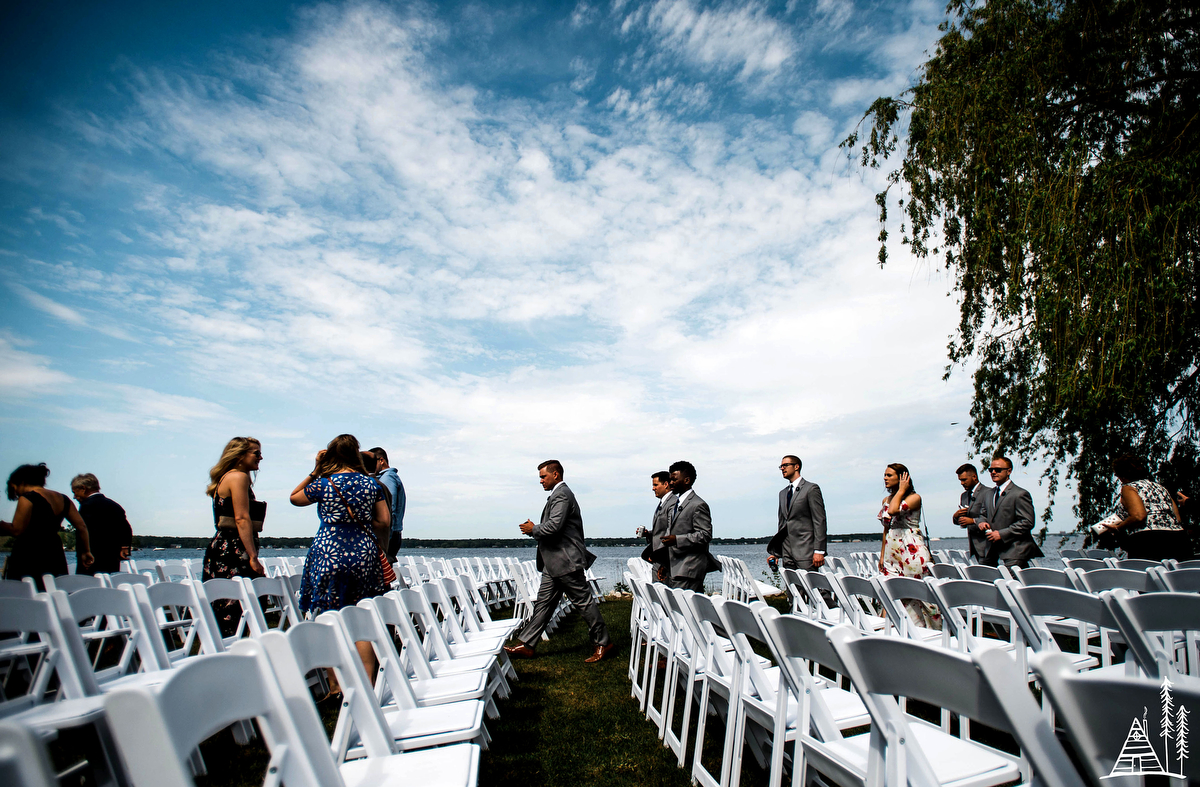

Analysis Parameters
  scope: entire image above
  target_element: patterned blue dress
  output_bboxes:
[299,472,387,615]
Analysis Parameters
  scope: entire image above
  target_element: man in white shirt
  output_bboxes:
[767,455,827,571]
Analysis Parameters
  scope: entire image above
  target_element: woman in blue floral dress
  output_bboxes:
[290,433,390,681]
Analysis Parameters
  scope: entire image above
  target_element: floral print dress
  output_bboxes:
[299,472,387,616]
[879,500,941,630]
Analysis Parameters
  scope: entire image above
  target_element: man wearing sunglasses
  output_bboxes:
[976,455,1043,568]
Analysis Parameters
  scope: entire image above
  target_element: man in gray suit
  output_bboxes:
[952,463,994,565]
[639,471,675,582]
[505,460,613,663]
[977,455,1044,569]
[767,456,826,571]
[660,460,717,591]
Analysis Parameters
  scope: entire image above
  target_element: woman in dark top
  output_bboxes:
[291,433,390,684]
[2,463,92,589]
[203,437,266,633]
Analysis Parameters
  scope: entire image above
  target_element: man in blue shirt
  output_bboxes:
[369,446,406,560]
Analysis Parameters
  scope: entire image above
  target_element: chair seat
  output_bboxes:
[380,700,486,750]
[426,654,496,678]
[339,742,480,787]
[821,721,1021,786]
[408,673,489,706]
[7,696,106,736]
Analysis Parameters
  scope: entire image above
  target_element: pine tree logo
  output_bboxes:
[1106,678,1190,778]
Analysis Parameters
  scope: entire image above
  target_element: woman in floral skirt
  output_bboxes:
[877,463,940,629]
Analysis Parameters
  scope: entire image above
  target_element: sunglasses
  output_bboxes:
[988,467,1007,473]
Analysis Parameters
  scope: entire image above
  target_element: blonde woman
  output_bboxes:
[203,437,266,633]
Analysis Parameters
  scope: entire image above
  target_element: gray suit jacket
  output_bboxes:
[955,483,993,560]
[980,482,1044,562]
[640,492,676,565]
[767,479,827,570]
[666,490,717,580]
[530,483,597,577]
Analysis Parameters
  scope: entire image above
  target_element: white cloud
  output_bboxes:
[625,0,796,79]
[10,283,88,326]
[0,335,75,398]
[6,1,990,537]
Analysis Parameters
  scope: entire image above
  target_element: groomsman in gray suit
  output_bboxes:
[977,455,1044,569]
[767,456,826,571]
[952,463,994,564]
[505,460,614,663]
[660,460,718,591]
[640,471,676,582]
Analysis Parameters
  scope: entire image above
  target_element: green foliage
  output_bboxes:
[842,0,1200,524]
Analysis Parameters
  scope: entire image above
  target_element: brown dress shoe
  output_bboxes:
[504,643,536,659]
[584,643,615,663]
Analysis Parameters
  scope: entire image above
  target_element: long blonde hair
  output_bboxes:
[207,437,260,498]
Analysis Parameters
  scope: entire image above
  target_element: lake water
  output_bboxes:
[82,534,1088,594]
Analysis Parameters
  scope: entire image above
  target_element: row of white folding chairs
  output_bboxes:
[783,565,1200,681]
[397,557,516,609]
[717,556,783,604]
[2,596,490,787]
[2,574,522,785]
[631,573,1197,787]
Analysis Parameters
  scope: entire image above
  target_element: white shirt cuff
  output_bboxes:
[813,550,825,555]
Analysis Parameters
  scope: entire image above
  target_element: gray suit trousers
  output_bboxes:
[517,569,611,648]
[669,575,705,592]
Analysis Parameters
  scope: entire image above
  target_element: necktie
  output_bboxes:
[786,485,794,511]
[673,500,682,522]
[655,501,662,515]
[993,487,1001,511]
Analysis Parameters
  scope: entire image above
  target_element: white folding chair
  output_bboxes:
[829,626,1031,787]
[42,574,104,594]
[371,593,510,700]
[0,721,58,787]
[335,603,497,719]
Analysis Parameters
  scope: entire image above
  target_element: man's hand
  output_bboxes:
[812,553,825,568]
[953,507,971,526]
[519,519,535,536]
[656,565,667,582]
[661,534,677,546]
[978,521,991,531]
[120,547,132,559]
[985,529,1002,542]
[767,555,778,571]
[80,552,94,569]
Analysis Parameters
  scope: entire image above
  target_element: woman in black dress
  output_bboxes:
[2,463,93,589]
[202,437,266,633]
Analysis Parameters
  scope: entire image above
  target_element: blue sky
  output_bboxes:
[0,0,1074,539]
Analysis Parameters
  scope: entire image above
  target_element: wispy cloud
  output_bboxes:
[0,0,1015,537]
[621,0,796,79]
[9,283,88,326]
[0,335,75,398]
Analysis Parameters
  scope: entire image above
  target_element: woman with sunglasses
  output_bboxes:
[203,437,266,632]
